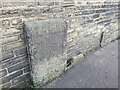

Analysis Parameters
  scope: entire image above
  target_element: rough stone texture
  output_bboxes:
[1,70,23,84]
[0,0,119,88]
[24,19,68,87]
[0,69,7,78]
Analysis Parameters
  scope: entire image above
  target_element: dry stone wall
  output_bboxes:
[0,0,119,88]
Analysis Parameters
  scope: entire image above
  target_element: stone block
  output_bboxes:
[11,73,30,85]
[1,70,23,84]
[2,28,21,36]
[23,66,31,73]
[0,36,19,45]
[97,19,112,25]
[8,9,19,15]
[67,32,78,40]
[1,56,28,69]
[0,69,7,78]
[101,30,119,47]
[8,60,29,73]
[3,41,25,52]
[82,10,94,15]
[11,18,22,25]
[14,47,27,56]
[1,82,11,88]
[93,14,100,18]
[2,19,10,27]
[67,29,75,34]
[12,80,29,88]
[24,19,67,87]
[1,51,14,61]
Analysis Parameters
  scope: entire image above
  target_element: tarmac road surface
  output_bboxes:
[44,40,118,88]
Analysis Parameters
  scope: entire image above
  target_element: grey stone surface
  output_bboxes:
[0,69,7,78]
[44,40,118,88]
[1,56,28,69]
[1,82,11,88]
[1,70,23,84]
[14,47,27,56]
[11,73,30,85]
[1,52,14,61]
[12,80,29,88]
[24,19,68,87]
[23,66,31,73]
[8,61,29,73]
[101,23,119,47]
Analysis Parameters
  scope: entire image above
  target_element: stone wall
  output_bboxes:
[0,0,119,88]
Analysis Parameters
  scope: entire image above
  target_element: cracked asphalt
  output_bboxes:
[44,40,118,88]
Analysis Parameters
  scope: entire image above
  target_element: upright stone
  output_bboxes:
[24,19,67,87]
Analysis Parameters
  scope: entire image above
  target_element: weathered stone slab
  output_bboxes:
[24,19,68,87]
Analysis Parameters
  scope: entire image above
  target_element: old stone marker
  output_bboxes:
[24,19,67,87]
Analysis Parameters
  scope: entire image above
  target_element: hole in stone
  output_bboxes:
[66,58,73,67]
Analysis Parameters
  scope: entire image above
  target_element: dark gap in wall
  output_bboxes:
[100,32,104,47]
[63,5,74,7]
[66,58,73,67]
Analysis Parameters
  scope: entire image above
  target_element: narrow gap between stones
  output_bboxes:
[100,32,104,47]
[66,58,73,67]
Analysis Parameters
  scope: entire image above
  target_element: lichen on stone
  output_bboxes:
[32,55,67,87]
